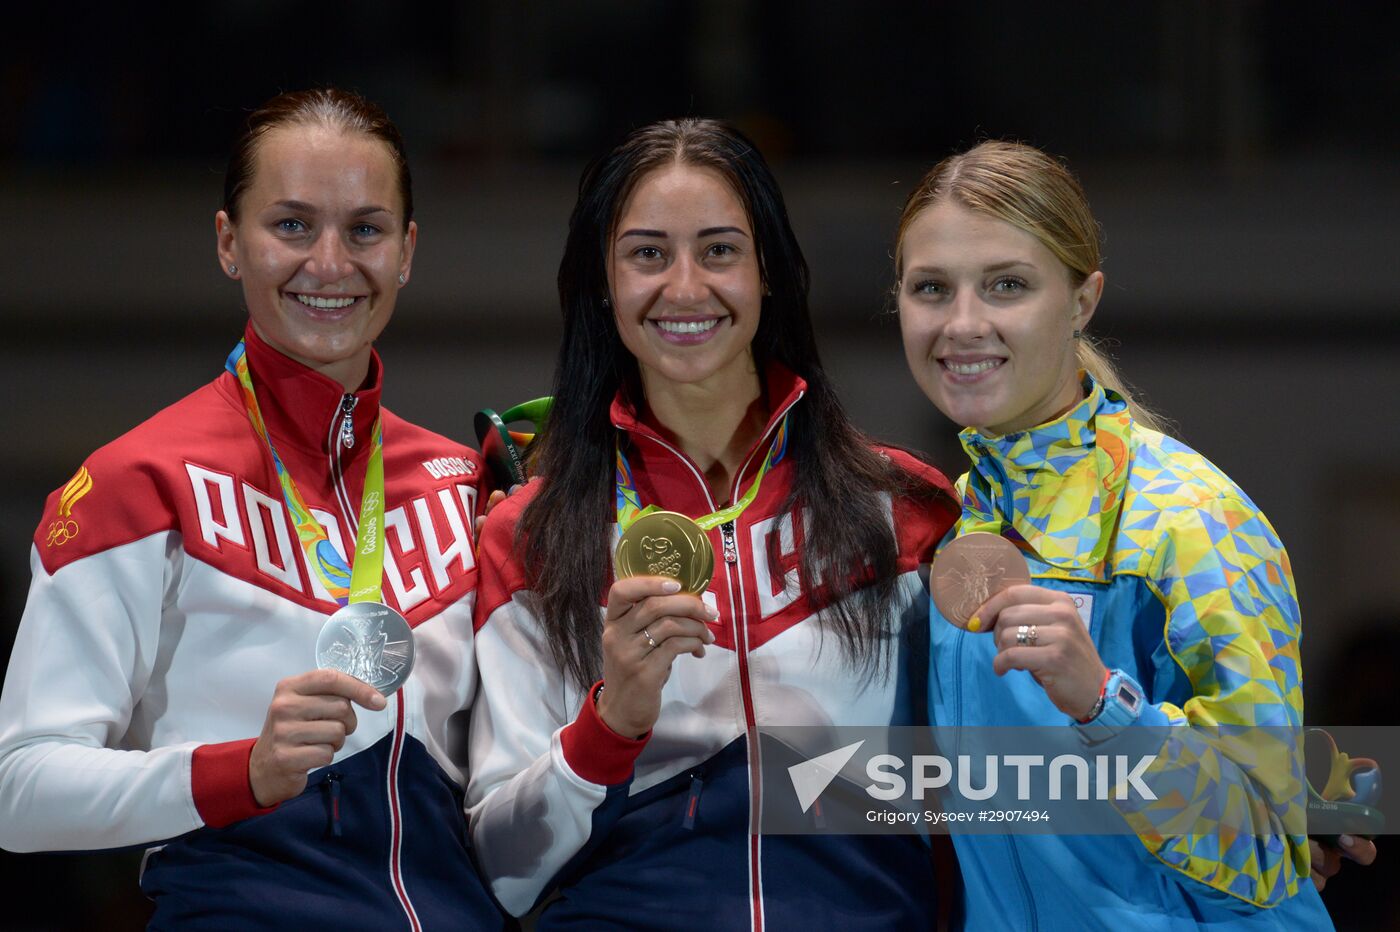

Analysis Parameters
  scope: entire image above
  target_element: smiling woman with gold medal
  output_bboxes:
[467,120,958,929]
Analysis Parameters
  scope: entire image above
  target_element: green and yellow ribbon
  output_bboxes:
[225,342,387,605]
[615,416,789,532]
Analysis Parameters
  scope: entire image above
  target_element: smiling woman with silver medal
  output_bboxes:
[897,141,1365,929]
[467,119,959,929]
[0,89,505,929]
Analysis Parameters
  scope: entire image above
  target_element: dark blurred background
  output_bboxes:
[2,1,1397,928]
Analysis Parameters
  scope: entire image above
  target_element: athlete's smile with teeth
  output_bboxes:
[291,293,361,309]
[653,317,723,335]
[941,357,1003,375]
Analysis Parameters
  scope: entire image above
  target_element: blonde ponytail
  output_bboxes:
[1076,338,1168,435]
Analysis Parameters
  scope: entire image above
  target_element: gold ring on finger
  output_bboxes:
[1028,624,1039,646]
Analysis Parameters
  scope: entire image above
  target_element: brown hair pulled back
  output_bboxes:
[223,88,413,222]
[895,140,1164,432]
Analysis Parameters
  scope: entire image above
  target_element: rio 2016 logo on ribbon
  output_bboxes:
[46,466,94,547]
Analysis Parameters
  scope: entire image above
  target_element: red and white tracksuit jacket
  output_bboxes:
[467,364,956,930]
[0,326,504,930]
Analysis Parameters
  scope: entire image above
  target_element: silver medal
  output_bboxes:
[316,601,415,695]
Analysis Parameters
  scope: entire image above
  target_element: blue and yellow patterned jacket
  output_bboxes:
[928,378,1332,930]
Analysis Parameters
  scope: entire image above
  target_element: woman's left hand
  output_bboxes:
[474,489,510,538]
[973,585,1108,721]
[1310,835,1378,892]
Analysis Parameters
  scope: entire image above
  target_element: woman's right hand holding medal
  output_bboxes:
[596,576,718,739]
[248,669,388,807]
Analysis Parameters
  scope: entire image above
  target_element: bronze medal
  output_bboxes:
[615,511,715,595]
[930,532,1031,630]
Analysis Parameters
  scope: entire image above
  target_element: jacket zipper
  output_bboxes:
[323,770,343,837]
[724,454,764,932]
[636,393,802,932]
[954,629,965,741]
[327,395,357,528]
[387,694,421,931]
[953,576,1035,930]
[339,394,358,449]
[323,394,419,930]
[992,451,1036,929]
[1007,835,1037,930]
[682,774,705,830]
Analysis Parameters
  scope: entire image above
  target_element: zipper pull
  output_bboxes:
[682,774,705,830]
[721,521,738,565]
[339,395,358,450]
[324,771,343,837]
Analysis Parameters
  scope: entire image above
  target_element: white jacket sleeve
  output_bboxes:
[0,536,206,851]
[466,586,647,917]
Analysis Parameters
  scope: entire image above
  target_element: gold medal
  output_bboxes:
[615,510,715,594]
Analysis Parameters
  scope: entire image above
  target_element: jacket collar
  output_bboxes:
[608,361,807,509]
[960,375,1109,478]
[957,375,1132,570]
[231,323,384,456]
[610,361,805,441]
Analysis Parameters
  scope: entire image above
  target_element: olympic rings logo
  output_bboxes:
[46,519,80,547]
[48,466,94,548]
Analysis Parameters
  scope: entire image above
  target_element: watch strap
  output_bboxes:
[1074,668,1145,745]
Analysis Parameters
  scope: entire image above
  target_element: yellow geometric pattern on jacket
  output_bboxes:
[958,377,1310,907]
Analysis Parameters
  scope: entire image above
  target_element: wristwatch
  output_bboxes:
[1074,669,1144,745]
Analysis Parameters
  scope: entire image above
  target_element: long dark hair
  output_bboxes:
[522,118,946,690]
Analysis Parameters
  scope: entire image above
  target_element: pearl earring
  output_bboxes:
[228,264,238,275]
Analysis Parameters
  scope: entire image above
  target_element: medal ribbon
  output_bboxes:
[615,416,789,531]
[955,390,1132,570]
[225,341,387,605]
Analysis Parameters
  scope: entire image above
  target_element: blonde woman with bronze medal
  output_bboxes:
[899,141,1363,929]
[467,120,958,929]
[0,90,506,930]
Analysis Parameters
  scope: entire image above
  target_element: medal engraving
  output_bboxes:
[930,532,1032,629]
[616,511,715,595]
[317,601,415,694]
[640,535,682,577]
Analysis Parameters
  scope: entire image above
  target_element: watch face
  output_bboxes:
[1117,683,1141,713]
